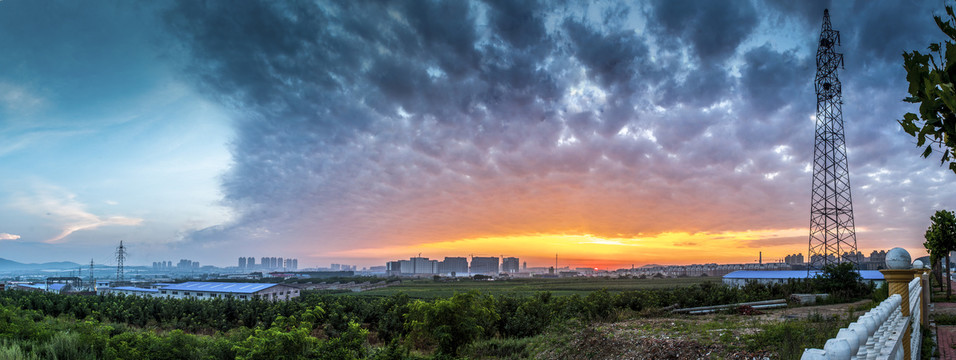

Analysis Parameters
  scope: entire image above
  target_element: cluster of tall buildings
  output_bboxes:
[782,250,889,270]
[151,259,199,271]
[330,264,356,271]
[386,256,519,276]
[783,253,804,265]
[238,257,298,270]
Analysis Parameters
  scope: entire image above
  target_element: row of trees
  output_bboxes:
[0,303,372,360]
[923,209,956,298]
[0,271,874,358]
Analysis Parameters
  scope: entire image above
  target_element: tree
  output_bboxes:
[925,210,956,299]
[405,291,499,356]
[814,262,869,301]
[899,6,956,174]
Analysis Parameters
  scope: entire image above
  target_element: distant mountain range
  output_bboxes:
[0,258,82,271]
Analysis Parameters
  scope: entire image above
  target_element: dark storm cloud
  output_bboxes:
[740,45,809,116]
[648,0,759,60]
[163,0,956,260]
[563,19,653,93]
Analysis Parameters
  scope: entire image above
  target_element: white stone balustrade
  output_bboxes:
[801,284,921,360]
[801,249,925,360]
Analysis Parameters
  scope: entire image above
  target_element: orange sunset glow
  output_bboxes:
[0,0,952,269]
[328,228,928,269]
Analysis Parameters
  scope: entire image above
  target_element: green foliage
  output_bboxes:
[35,331,95,360]
[899,6,956,174]
[925,209,956,297]
[814,262,871,301]
[933,313,956,325]
[922,326,938,360]
[368,339,417,360]
[461,336,536,359]
[871,283,889,303]
[233,322,318,360]
[352,276,721,298]
[0,340,39,360]
[925,210,956,258]
[0,276,885,359]
[406,291,499,355]
[497,292,553,338]
[316,320,369,359]
[744,315,850,360]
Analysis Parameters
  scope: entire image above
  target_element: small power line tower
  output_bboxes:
[807,9,859,271]
[89,259,95,289]
[116,241,127,282]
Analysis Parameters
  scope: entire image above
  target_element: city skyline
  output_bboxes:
[2,1,956,269]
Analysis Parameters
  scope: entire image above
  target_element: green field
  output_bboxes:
[344,276,722,298]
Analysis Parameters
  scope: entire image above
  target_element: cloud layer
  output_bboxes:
[159,0,956,266]
[11,184,143,244]
[0,233,20,241]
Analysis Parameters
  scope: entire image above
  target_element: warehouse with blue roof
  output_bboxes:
[100,282,300,301]
[156,282,300,301]
[110,286,159,296]
[722,270,885,287]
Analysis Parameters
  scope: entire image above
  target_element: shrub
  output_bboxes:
[405,291,499,355]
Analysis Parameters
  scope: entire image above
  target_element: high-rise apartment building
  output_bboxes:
[439,257,468,275]
[502,257,519,273]
[238,257,247,269]
[470,257,499,275]
[409,257,438,274]
[387,261,402,276]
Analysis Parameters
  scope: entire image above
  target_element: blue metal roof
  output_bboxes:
[159,282,278,294]
[20,283,66,291]
[723,270,884,281]
[112,287,158,293]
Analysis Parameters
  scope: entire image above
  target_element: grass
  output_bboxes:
[338,276,722,298]
[934,313,956,325]
[743,314,850,360]
[513,309,853,359]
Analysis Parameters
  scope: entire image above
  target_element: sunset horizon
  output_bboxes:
[0,1,951,269]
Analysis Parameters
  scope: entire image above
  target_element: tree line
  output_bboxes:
[0,270,874,358]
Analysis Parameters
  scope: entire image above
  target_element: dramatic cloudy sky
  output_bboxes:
[1,0,954,269]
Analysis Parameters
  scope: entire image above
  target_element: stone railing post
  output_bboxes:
[921,271,930,327]
[881,268,921,359]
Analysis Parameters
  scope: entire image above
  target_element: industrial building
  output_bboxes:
[108,286,159,297]
[8,283,69,293]
[96,282,300,301]
[157,282,300,301]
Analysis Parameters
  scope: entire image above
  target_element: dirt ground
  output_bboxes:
[534,300,873,360]
[753,299,873,322]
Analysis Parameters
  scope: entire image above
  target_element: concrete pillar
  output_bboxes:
[881,269,921,359]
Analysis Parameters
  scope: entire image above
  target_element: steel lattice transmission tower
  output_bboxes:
[807,9,858,270]
[115,240,127,282]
